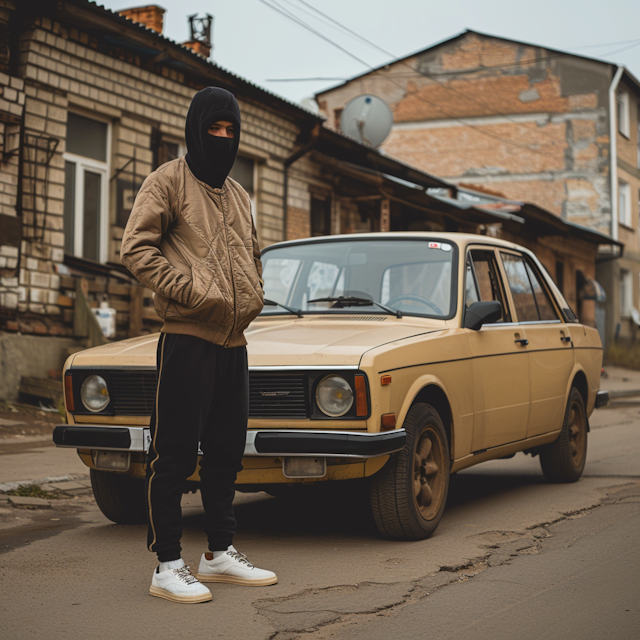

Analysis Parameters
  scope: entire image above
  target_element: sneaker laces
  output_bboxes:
[228,550,254,568]
[174,566,199,585]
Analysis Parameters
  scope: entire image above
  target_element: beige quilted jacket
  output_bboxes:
[121,157,263,347]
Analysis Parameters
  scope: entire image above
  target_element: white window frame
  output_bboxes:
[618,91,630,138]
[63,114,111,263]
[619,180,632,228]
[620,269,633,318]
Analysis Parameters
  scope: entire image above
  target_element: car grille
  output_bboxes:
[106,370,308,418]
[249,372,307,418]
[110,371,157,416]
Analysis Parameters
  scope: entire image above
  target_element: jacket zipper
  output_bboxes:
[221,189,237,347]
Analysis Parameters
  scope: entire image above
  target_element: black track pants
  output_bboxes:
[146,333,249,562]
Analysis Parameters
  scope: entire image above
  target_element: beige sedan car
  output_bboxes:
[54,233,608,540]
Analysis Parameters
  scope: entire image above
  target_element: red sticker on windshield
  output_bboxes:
[429,242,441,249]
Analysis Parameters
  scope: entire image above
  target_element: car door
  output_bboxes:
[503,253,575,438]
[465,247,531,452]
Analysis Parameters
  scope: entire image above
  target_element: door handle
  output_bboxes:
[514,338,529,346]
[560,336,572,343]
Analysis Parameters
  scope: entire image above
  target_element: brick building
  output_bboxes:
[316,30,638,347]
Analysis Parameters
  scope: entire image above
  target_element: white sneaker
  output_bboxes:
[196,547,278,586]
[149,565,212,603]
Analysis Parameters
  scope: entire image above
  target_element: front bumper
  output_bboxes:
[53,425,406,459]
[595,390,609,408]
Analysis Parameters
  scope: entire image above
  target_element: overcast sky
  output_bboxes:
[101,0,640,106]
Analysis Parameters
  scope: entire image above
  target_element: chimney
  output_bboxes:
[119,5,166,34]
[182,13,213,59]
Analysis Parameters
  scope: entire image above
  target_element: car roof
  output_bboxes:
[263,232,527,254]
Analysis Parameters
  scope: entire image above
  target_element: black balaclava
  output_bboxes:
[185,87,241,189]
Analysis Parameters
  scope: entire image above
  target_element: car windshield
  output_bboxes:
[260,238,457,318]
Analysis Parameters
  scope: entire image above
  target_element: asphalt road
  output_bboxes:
[0,402,638,640]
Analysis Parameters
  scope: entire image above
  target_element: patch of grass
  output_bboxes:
[606,340,640,371]
[7,484,59,500]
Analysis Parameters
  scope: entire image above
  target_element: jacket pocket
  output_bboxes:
[164,263,228,323]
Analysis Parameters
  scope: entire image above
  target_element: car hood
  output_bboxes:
[245,317,445,366]
[69,317,446,369]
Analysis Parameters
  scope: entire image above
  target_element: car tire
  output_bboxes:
[90,469,147,525]
[539,387,588,483]
[370,402,450,540]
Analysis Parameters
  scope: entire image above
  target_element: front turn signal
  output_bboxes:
[64,372,75,411]
[354,375,368,417]
[381,413,396,431]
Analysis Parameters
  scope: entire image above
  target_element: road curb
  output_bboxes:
[0,473,89,493]
[608,389,640,399]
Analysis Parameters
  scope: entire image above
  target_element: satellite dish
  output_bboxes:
[340,94,393,148]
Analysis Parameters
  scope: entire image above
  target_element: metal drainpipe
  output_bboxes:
[282,124,321,240]
[609,66,624,242]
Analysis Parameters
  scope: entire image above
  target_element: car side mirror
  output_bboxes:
[464,301,502,331]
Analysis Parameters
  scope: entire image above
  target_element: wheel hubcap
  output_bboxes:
[568,401,586,468]
[413,427,445,520]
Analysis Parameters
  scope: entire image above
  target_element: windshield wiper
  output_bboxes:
[263,298,303,318]
[307,295,402,319]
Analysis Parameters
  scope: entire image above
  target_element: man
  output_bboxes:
[121,87,276,604]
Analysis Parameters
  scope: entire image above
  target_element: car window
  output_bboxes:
[381,260,452,316]
[501,253,539,322]
[466,250,509,322]
[525,261,559,321]
[261,239,456,318]
[262,258,301,305]
[465,259,480,307]
[306,261,344,307]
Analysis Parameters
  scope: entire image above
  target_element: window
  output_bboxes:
[524,261,559,321]
[310,196,331,237]
[63,113,109,262]
[260,239,456,318]
[307,261,343,303]
[151,129,184,170]
[381,259,452,316]
[618,91,630,138]
[229,155,256,220]
[619,180,632,227]
[501,253,559,323]
[465,249,509,322]
[501,253,539,322]
[620,269,632,317]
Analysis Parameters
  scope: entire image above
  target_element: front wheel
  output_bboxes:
[539,387,588,483]
[370,403,450,540]
[90,469,147,524]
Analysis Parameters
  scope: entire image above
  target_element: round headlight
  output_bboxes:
[81,375,110,412]
[316,375,353,417]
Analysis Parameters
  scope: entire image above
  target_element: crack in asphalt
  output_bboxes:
[255,482,640,640]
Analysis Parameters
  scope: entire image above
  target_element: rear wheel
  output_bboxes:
[370,403,450,540]
[539,387,588,483]
[90,469,147,524]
